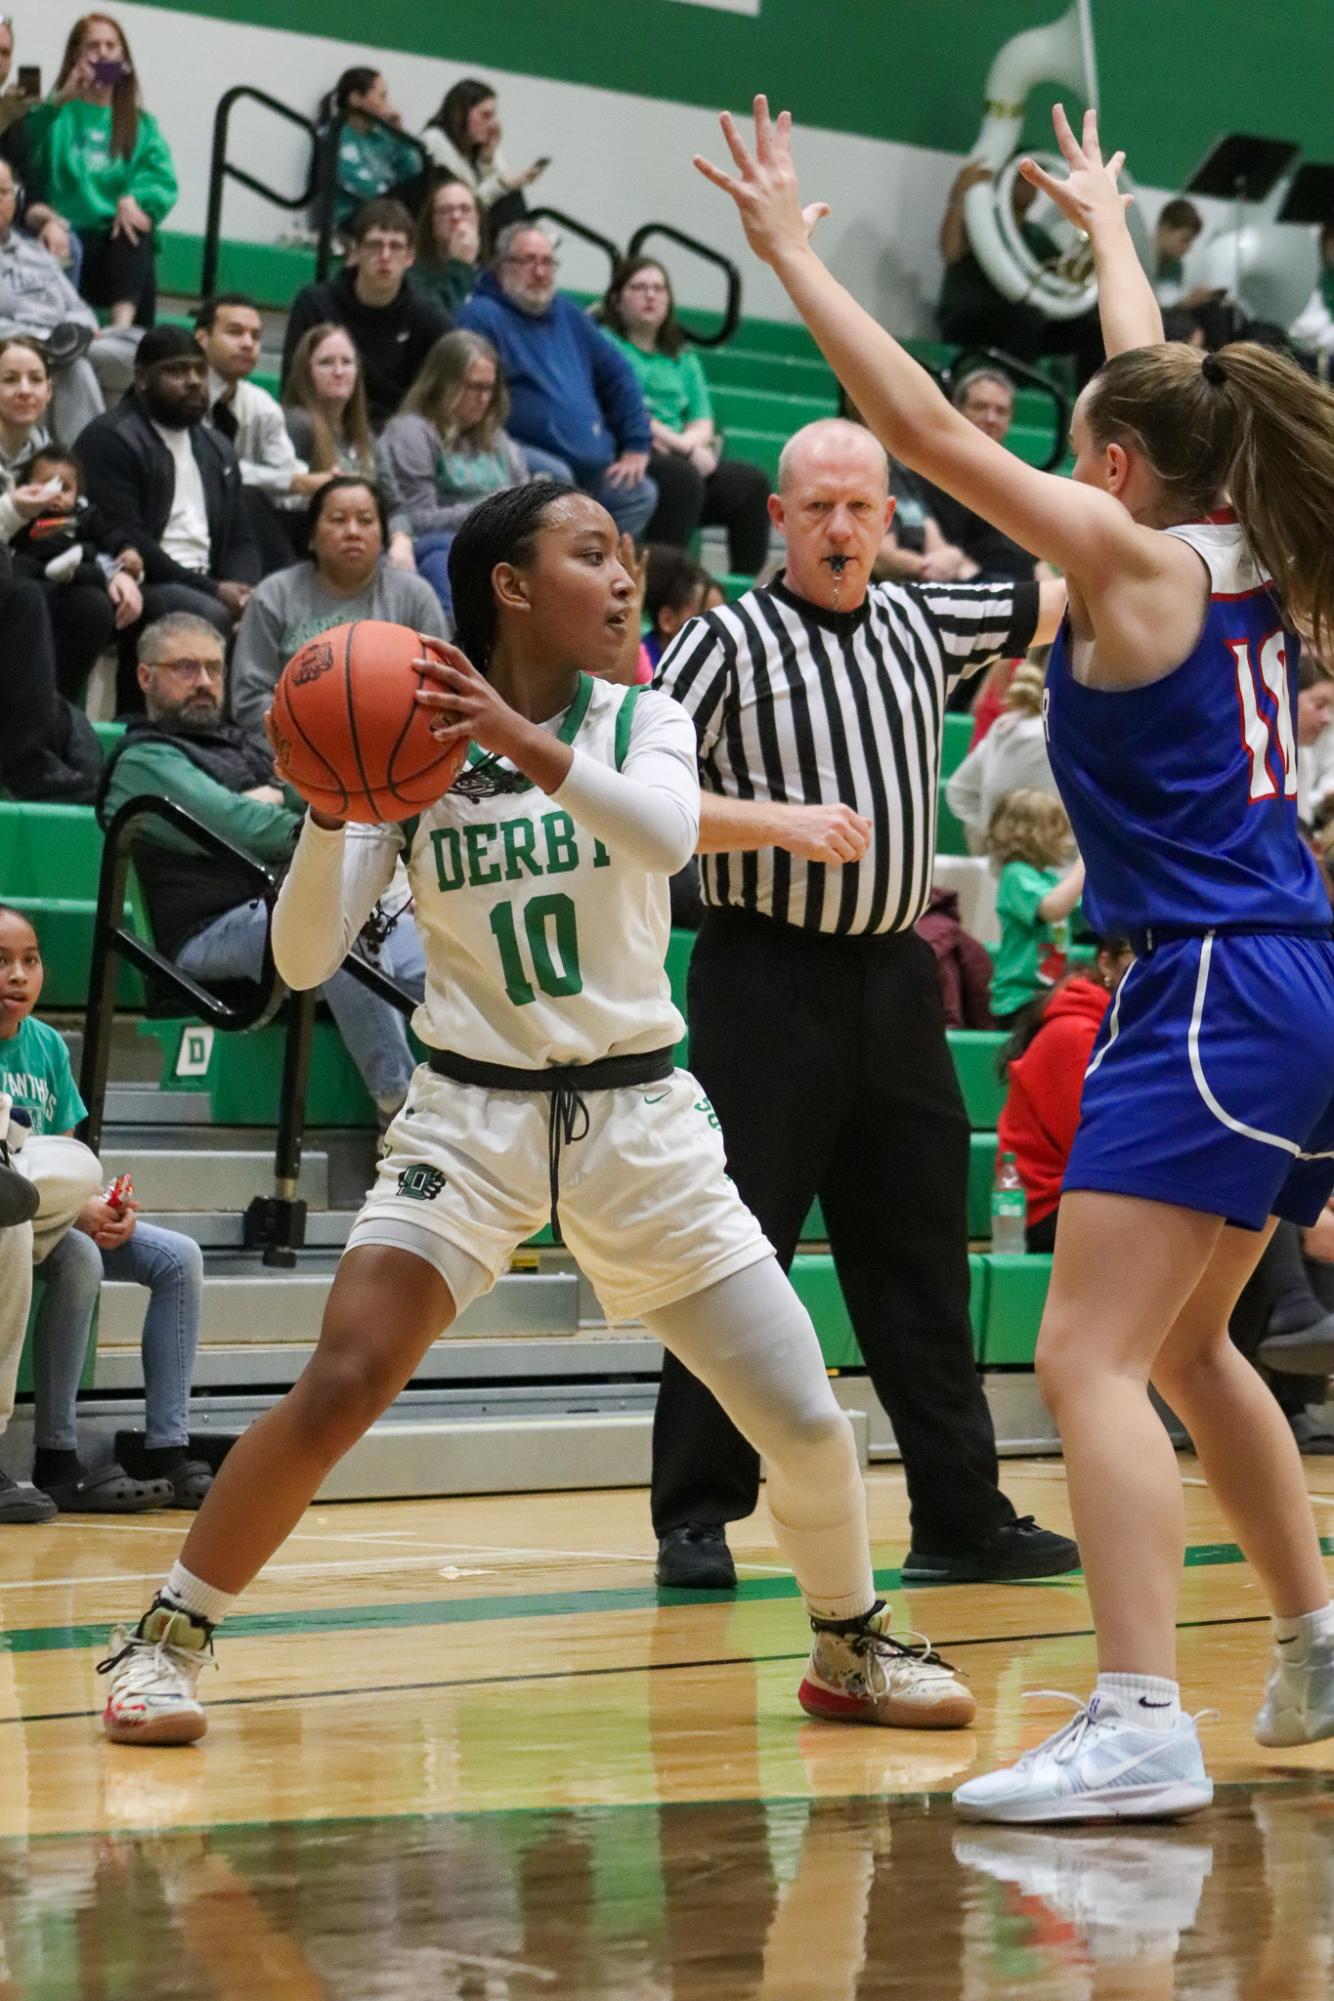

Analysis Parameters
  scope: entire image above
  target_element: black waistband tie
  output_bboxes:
[426,1045,676,1244]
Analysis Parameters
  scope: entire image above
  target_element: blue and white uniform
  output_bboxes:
[1044,514,1334,1229]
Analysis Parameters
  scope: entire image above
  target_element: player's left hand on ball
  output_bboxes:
[694,96,829,267]
[414,635,516,754]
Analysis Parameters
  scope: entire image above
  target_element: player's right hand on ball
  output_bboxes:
[779,802,872,865]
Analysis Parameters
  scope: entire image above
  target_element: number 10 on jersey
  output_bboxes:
[488,893,584,1006]
[1231,630,1297,804]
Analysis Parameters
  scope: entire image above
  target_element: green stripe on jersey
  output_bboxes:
[463,674,597,794]
[614,684,646,770]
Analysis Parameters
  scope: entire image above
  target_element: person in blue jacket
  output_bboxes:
[458,223,656,539]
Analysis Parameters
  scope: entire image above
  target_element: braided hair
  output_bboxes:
[448,480,581,674]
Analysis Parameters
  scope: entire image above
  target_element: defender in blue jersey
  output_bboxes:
[699,95,1334,1824]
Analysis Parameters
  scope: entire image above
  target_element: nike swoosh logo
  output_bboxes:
[1138,1698,1172,1708]
[643,1092,670,1105]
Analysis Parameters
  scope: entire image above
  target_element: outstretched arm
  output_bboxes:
[695,100,1154,593]
[1016,110,1162,357]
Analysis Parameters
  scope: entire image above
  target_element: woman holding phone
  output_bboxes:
[22,13,177,328]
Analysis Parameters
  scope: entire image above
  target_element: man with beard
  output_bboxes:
[77,326,259,691]
[459,222,656,538]
[98,614,423,1122]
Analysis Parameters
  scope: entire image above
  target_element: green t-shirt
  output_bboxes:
[991,860,1076,1019]
[0,1015,86,1136]
[600,329,712,432]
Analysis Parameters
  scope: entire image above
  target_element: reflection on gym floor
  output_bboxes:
[3,1784,1332,1999]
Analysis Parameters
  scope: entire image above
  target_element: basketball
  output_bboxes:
[269,620,469,823]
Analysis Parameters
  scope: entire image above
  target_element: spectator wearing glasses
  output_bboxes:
[458,222,656,540]
[378,330,529,616]
[600,257,771,576]
[319,67,424,236]
[22,13,177,329]
[281,322,416,569]
[100,612,426,1124]
[419,77,546,234]
[282,199,452,429]
[412,176,483,316]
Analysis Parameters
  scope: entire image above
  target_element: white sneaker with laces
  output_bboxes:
[952,1692,1213,1823]
[99,1602,214,1746]
[1254,1632,1334,1747]
[799,1606,976,1730]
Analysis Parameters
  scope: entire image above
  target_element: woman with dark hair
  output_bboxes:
[99,478,972,1750]
[420,77,545,231]
[698,96,1334,1819]
[320,66,423,233]
[281,322,415,568]
[412,175,483,315]
[600,257,770,575]
[379,329,529,614]
[229,473,445,743]
[22,12,177,327]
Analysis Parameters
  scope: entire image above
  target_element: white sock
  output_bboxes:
[1273,1601,1334,1656]
[1094,1672,1181,1731]
[161,1561,235,1630]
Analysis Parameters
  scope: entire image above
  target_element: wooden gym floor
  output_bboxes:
[2,1459,1334,1997]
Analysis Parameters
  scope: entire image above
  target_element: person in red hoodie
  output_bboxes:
[997,938,1134,1252]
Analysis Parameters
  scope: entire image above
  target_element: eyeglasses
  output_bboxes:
[151,656,224,682]
[361,235,411,256]
[507,253,559,273]
[623,281,668,296]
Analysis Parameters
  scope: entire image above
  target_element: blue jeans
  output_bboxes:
[34,1222,204,1451]
[414,532,455,619]
[177,897,426,1115]
[521,445,658,540]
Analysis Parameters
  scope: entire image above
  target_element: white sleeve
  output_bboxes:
[271,817,400,989]
[239,393,304,495]
[548,690,700,875]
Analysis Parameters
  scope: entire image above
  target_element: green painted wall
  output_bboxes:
[135,0,1334,187]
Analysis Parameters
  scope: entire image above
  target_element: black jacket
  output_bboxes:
[76,394,261,593]
[281,267,451,427]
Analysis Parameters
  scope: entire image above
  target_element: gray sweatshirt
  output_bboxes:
[229,557,448,742]
[378,412,529,538]
[0,229,98,341]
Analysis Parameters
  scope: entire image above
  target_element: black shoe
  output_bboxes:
[901,1515,1079,1585]
[655,1523,737,1590]
[1259,1313,1334,1377]
[0,1469,57,1524]
[44,319,94,367]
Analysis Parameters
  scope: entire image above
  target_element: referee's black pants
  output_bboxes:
[651,905,1016,1554]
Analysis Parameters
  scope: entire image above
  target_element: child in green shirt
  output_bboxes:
[986,790,1085,1025]
[0,904,210,1513]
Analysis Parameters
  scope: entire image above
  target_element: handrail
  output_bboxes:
[79,796,418,1267]
[526,206,623,286]
[943,344,1071,473]
[312,110,431,281]
[202,86,322,300]
[626,222,742,348]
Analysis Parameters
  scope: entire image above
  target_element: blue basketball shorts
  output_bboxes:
[1065,931,1334,1230]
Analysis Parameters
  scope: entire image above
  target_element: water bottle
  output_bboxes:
[990,1151,1027,1256]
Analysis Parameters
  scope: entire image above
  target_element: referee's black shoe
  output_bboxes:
[656,1523,737,1590]
[901,1517,1078,1586]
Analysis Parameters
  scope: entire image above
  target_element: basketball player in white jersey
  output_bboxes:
[98,482,973,1746]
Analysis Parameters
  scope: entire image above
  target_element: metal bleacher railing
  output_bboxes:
[79,797,417,1271]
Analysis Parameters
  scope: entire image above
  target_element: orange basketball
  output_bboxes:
[270,621,468,824]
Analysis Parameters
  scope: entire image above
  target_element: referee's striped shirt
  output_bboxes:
[656,574,1038,936]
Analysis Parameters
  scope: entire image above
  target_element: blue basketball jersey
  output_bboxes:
[1044,516,1330,937]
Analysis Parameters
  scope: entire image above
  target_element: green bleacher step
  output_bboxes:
[968,1132,999,1238]
[936,781,969,858]
[949,1032,1007,1130]
[980,1253,1051,1366]
[141,1017,378,1127]
[792,1253,988,1369]
[0,802,103,898]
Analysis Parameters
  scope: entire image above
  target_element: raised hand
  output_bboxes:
[1018,104,1133,239]
[693,95,829,268]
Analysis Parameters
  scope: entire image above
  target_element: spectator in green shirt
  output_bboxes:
[412,176,484,317]
[599,258,770,575]
[319,68,424,236]
[23,13,178,329]
[99,611,425,1121]
[985,788,1085,1027]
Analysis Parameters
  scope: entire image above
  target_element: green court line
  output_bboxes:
[0,1536,1302,1658]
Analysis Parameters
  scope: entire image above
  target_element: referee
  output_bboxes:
[652,417,1077,1590]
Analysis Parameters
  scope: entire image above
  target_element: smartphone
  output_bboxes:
[17,66,40,98]
[533,157,551,173]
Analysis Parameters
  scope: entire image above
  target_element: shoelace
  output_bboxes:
[97,1631,215,1690]
[854,1626,961,1677]
[1012,1691,1219,1769]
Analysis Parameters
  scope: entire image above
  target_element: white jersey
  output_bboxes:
[285,675,697,1069]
